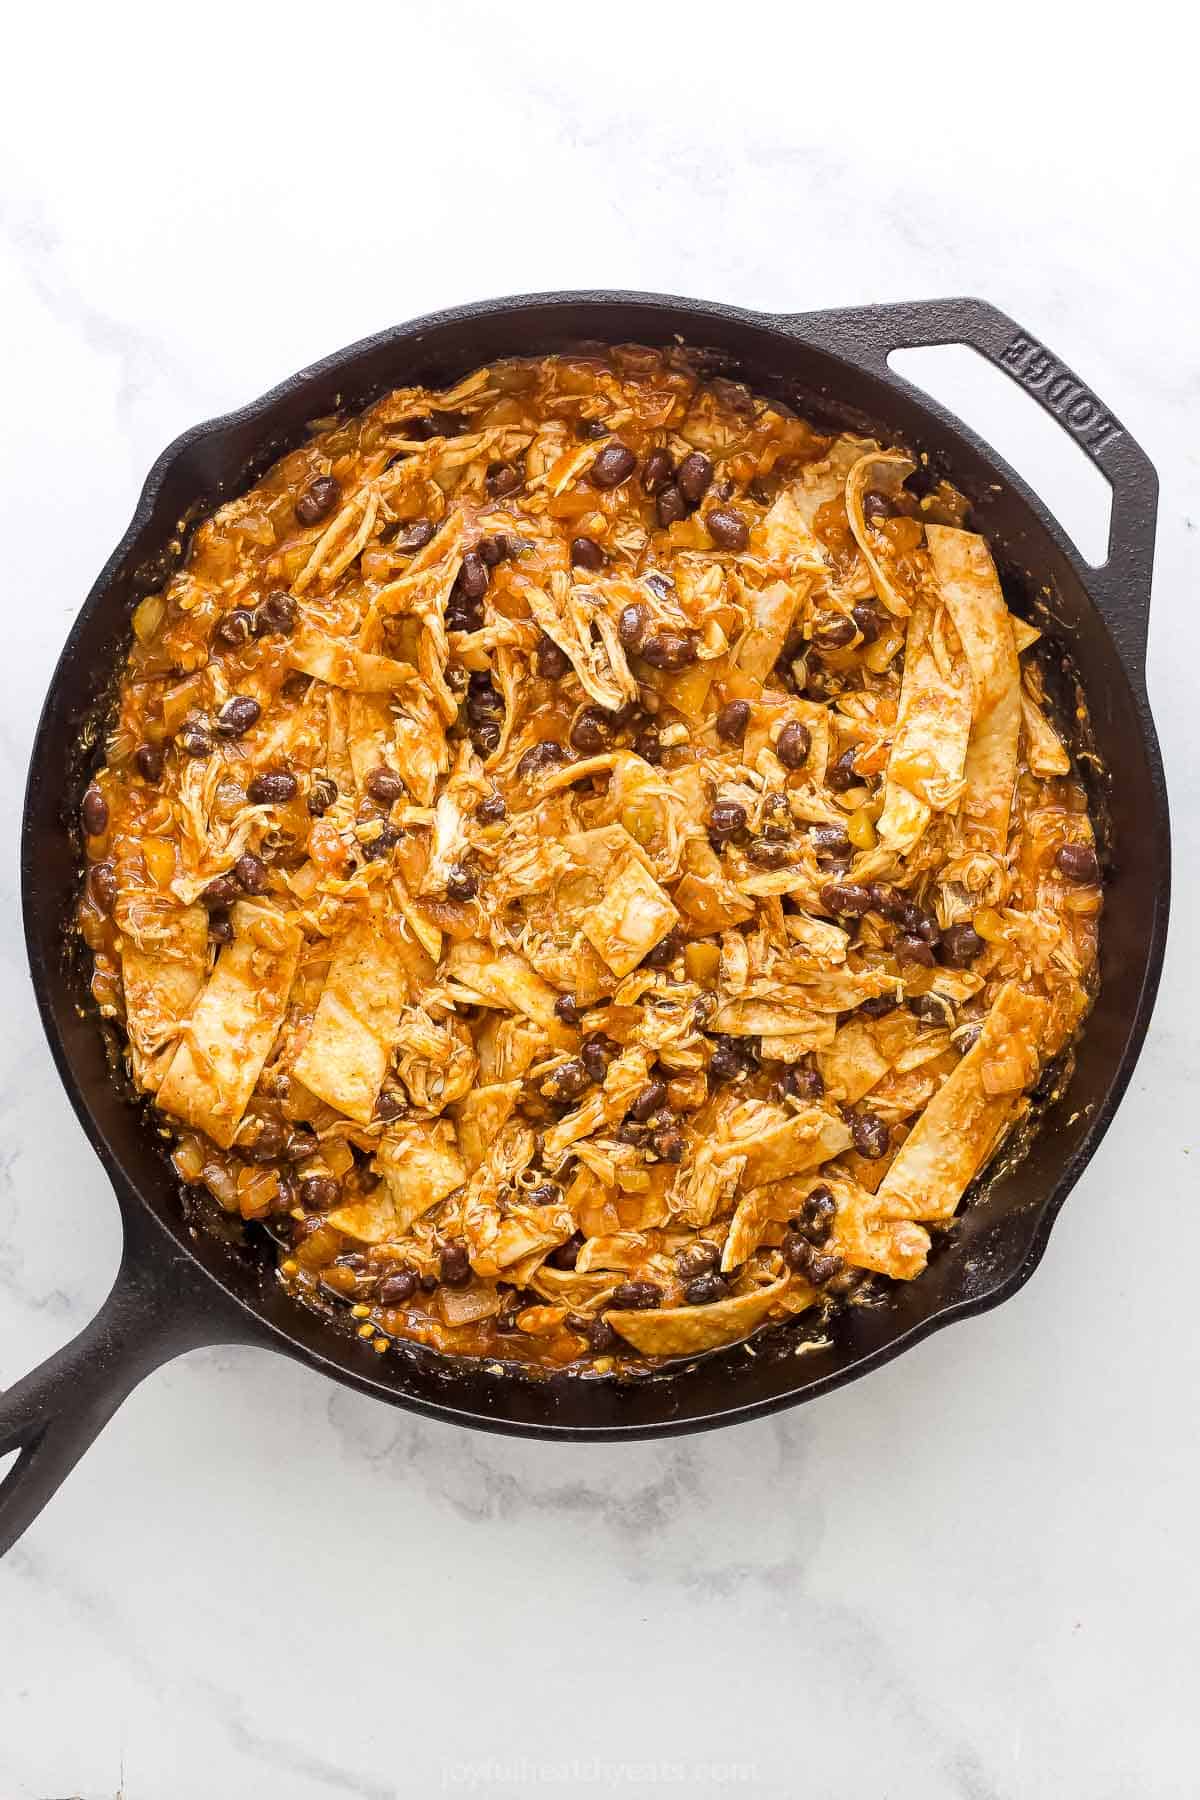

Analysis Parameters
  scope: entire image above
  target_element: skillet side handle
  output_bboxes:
[0,1207,259,1557]
[780,296,1159,675]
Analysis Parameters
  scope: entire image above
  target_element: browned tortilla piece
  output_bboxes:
[606,1276,788,1356]
[157,902,303,1147]
[875,983,1048,1223]
[875,595,972,853]
[926,525,1021,855]
[120,903,208,1090]
[288,629,414,693]
[373,1119,467,1234]
[732,1108,853,1188]
[293,912,410,1125]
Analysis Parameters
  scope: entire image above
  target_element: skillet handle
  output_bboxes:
[0,1204,259,1557]
[780,296,1159,674]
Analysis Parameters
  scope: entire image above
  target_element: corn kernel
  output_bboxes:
[684,940,721,984]
[280,1258,300,1279]
[350,1303,370,1320]
[356,1321,376,1339]
[846,806,877,850]
[972,906,1007,942]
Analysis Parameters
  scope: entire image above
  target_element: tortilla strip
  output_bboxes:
[710,1106,851,1189]
[444,941,564,1031]
[845,451,918,617]
[731,578,806,682]
[157,902,303,1147]
[120,902,208,1090]
[927,525,1021,855]
[288,629,415,693]
[874,982,1049,1223]
[875,596,972,854]
[817,1018,892,1105]
[373,1119,467,1234]
[606,1275,789,1356]
[1020,689,1072,776]
[292,912,410,1125]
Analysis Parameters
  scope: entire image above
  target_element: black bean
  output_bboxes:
[676,451,714,504]
[243,1116,286,1162]
[466,668,501,714]
[216,695,261,738]
[82,787,108,836]
[364,767,403,806]
[706,507,749,550]
[307,775,338,816]
[471,721,500,755]
[446,864,478,900]
[652,1126,686,1163]
[591,442,637,488]
[379,1269,419,1305]
[233,852,269,894]
[909,992,949,1024]
[430,409,470,437]
[867,882,905,919]
[781,1065,825,1102]
[782,1231,814,1275]
[547,1059,590,1102]
[940,922,985,967]
[956,1023,983,1055]
[548,1232,586,1271]
[439,1240,472,1286]
[811,823,851,862]
[862,488,893,522]
[641,631,698,671]
[618,603,649,651]
[826,747,861,792]
[256,590,298,636]
[807,1252,845,1287]
[708,1036,746,1080]
[535,633,571,679]
[798,1185,837,1244]
[716,699,751,743]
[89,860,118,912]
[476,792,506,823]
[570,535,606,571]
[207,913,234,944]
[586,1317,617,1352]
[516,739,569,779]
[1057,843,1100,884]
[850,1111,890,1158]
[554,994,581,1025]
[858,994,899,1019]
[633,725,662,765]
[617,1121,650,1146]
[486,460,522,497]
[134,742,164,783]
[179,722,213,758]
[577,417,610,441]
[630,1079,668,1123]
[644,929,682,969]
[896,934,936,967]
[775,720,811,769]
[213,607,256,648]
[821,881,874,917]
[813,612,857,650]
[570,707,611,754]
[445,596,482,634]
[852,602,884,645]
[709,799,747,840]
[677,1241,721,1281]
[247,770,298,805]
[641,449,675,495]
[747,837,790,869]
[295,475,341,525]
[656,485,689,528]
[610,1280,662,1310]
[299,1174,340,1211]
[201,874,241,908]
[580,1035,616,1081]
[369,1090,403,1126]
[685,1273,728,1305]
[457,551,489,603]
[395,518,435,553]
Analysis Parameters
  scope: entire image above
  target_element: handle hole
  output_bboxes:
[888,344,1113,568]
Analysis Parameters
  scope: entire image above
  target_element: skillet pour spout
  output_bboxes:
[3,292,1169,1557]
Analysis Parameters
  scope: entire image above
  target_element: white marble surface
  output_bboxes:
[2,6,1197,1796]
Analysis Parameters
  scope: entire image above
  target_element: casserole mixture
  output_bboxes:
[77,348,1101,1370]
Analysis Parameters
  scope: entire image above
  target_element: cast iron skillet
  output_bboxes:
[0,293,1169,1556]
